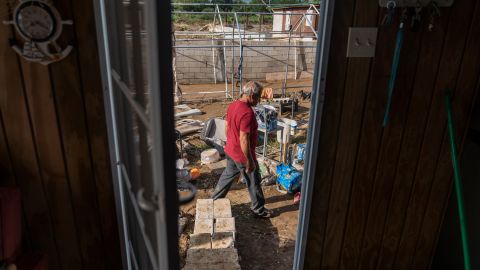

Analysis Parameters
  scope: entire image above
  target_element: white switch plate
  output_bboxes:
[379,0,454,7]
[346,27,378,58]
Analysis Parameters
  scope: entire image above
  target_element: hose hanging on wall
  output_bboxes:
[382,8,407,127]
[445,94,472,270]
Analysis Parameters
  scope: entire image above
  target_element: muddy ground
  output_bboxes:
[177,80,312,270]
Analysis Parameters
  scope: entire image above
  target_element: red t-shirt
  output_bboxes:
[224,100,258,164]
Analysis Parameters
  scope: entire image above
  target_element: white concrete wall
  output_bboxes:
[174,40,317,84]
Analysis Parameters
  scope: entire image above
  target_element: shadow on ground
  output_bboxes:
[232,191,298,270]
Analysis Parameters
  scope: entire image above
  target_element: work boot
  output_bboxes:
[252,208,274,218]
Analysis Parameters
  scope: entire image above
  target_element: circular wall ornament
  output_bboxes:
[3,0,73,65]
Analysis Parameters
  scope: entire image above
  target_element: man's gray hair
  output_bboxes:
[241,81,263,96]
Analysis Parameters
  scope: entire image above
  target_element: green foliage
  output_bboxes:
[172,0,314,25]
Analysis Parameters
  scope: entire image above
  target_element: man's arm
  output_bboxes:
[240,131,255,173]
[224,120,228,138]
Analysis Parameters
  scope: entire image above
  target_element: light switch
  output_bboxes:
[346,27,378,58]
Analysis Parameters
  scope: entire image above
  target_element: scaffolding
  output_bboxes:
[170,2,320,100]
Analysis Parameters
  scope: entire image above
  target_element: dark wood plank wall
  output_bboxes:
[305,0,480,269]
[0,0,121,269]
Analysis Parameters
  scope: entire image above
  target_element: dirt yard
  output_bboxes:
[180,187,299,270]
[176,80,312,269]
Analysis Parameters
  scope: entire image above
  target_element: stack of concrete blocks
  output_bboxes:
[175,40,317,84]
[183,198,241,270]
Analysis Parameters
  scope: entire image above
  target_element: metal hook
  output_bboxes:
[387,0,396,9]
[383,1,397,26]
[428,1,440,31]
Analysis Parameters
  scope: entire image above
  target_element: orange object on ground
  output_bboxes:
[190,168,200,180]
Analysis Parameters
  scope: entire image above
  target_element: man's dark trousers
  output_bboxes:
[212,155,266,213]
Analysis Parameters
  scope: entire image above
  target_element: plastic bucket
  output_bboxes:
[201,149,221,164]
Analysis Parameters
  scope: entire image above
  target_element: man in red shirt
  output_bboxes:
[212,81,272,218]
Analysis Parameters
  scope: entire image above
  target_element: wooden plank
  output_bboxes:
[303,0,356,268]
[21,60,83,270]
[375,9,451,270]
[357,14,423,270]
[412,2,480,268]
[69,0,122,267]
[338,14,396,270]
[49,0,107,268]
[49,52,107,270]
[393,0,477,268]
[319,0,378,268]
[0,113,15,185]
[0,25,61,269]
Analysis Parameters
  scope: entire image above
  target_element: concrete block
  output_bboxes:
[194,218,214,234]
[201,67,214,73]
[193,73,204,79]
[185,248,239,265]
[256,61,270,68]
[189,233,212,249]
[206,159,227,171]
[299,72,314,79]
[215,217,236,233]
[189,67,201,73]
[196,199,214,219]
[213,198,232,218]
[252,67,264,74]
[183,263,241,270]
[212,232,235,249]
[189,62,205,68]
[266,71,298,82]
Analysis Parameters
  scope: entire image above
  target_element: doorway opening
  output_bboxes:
[94,0,334,269]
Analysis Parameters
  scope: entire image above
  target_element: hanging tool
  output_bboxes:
[410,4,422,32]
[427,1,440,31]
[382,0,396,26]
[382,8,408,127]
[445,94,472,270]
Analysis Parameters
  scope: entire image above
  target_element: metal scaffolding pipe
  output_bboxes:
[212,9,217,84]
[173,45,317,49]
[215,5,229,99]
[283,20,293,97]
[294,40,298,80]
[231,18,235,98]
[172,11,317,16]
[174,30,319,35]
[234,12,244,92]
[171,2,314,7]
[181,90,227,95]
[170,2,319,100]
[174,36,313,42]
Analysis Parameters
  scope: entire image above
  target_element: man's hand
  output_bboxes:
[246,158,256,173]
[240,130,255,173]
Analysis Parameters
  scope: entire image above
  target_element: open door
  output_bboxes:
[93,0,179,269]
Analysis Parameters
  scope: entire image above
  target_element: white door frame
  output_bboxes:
[293,0,336,269]
[93,0,180,269]
[94,0,336,269]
